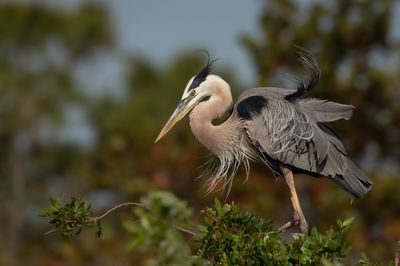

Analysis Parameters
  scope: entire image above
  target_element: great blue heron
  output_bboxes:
[155,51,372,233]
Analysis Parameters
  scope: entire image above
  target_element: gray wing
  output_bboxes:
[235,88,372,198]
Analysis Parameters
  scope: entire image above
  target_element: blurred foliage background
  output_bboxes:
[0,0,399,265]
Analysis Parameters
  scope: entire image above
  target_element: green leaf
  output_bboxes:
[214,198,223,216]
[342,218,354,228]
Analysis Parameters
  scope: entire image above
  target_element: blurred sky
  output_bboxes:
[43,0,261,84]
[109,0,260,83]
[40,0,400,88]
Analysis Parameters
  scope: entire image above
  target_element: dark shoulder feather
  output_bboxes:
[236,96,268,120]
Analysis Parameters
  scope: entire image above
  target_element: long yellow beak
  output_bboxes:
[155,99,192,143]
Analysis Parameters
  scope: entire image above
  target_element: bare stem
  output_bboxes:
[395,241,400,266]
[43,201,197,236]
[88,202,148,223]
[44,228,57,236]
[174,225,196,236]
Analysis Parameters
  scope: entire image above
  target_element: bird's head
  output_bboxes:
[155,56,218,143]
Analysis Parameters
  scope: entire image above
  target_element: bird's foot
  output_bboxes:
[297,211,308,233]
[278,213,308,234]
[278,218,298,233]
[299,218,308,233]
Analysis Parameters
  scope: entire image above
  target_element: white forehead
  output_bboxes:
[181,74,224,99]
[181,76,197,98]
[184,76,196,92]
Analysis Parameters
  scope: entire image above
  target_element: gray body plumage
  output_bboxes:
[234,87,372,198]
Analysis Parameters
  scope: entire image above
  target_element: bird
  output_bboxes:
[155,50,372,233]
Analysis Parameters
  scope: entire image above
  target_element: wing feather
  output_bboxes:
[235,92,372,198]
[298,98,354,122]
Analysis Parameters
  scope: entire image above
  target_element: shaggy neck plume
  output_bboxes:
[188,76,251,193]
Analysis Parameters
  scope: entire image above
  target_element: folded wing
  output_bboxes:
[236,89,372,198]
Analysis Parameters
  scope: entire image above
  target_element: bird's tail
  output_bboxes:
[332,158,373,198]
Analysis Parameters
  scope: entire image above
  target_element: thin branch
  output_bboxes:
[88,202,149,223]
[174,225,197,236]
[43,201,197,237]
[395,240,400,266]
[44,228,57,236]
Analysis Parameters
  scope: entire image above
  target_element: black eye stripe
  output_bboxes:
[188,72,207,91]
[187,54,218,91]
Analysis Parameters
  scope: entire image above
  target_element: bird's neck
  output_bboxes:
[189,81,239,154]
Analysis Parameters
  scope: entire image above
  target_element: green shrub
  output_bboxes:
[197,199,353,265]
[41,191,392,265]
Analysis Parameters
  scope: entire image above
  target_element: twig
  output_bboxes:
[174,225,196,236]
[88,202,149,223]
[395,240,400,266]
[44,228,57,236]
[43,201,196,236]
[92,202,197,235]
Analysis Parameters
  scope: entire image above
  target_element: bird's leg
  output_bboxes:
[278,166,309,233]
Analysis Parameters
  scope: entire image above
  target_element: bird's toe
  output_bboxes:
[300,220,309,234]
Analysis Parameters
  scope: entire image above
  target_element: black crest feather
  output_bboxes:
[188,50,218,91]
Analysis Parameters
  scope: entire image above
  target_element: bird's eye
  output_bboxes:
[190,90,196,97]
